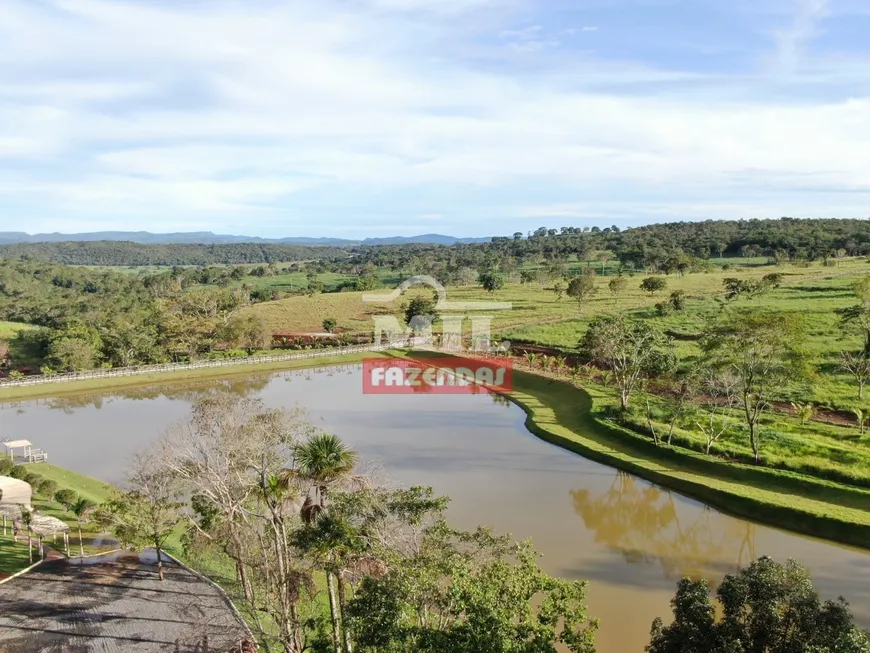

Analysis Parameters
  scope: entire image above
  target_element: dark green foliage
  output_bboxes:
[641,277,667,295]
[404,296,439,328]
[0,242,346,266]
[648,556,870,653]
[54,488,79,509]
[322,317,337,333]
[480,270,505,293]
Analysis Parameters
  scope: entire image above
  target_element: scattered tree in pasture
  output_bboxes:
[552,281,565,301]
[608,275,628,302]
[404,295,439,330]
[694,369,739,455]
[567,270,598,312]
[579,316,673,410]
[322,317,338,333]
[648,557,870,653]
[480,270,505,294]
[840,350,870,400]
[640,276,667,295]
[701,312,809,464]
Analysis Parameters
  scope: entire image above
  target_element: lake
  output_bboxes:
[3,364,870,652]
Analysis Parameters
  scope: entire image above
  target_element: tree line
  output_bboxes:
[0,241,349,266]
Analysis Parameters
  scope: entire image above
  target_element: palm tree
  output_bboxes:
[19,507,33,563]
[791,402,815,425]
[285,434,358,653]
[71,498,96,557]
[291,433,359,515]
[853,408,866,435]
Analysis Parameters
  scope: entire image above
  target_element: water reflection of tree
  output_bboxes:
[571,472,756,584]
[2,364,369,414]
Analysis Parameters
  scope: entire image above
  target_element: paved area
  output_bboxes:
[0,550,252,652]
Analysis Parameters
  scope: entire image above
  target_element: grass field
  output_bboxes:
[0,321,35,341]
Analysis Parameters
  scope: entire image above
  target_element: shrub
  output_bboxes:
[8,465,28,479]
[0,458,13,475]
[37,479,58,497]
[54,488,78,509]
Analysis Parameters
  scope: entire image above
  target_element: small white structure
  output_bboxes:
[2,439,47,463]
[0,475,31,506]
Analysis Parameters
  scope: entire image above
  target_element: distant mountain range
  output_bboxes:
[0,231,491,246]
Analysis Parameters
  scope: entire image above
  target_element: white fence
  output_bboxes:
[0,342,412,389]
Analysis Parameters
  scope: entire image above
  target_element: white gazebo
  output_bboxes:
[3,439,47,463]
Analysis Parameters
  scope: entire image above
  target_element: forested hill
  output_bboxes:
[0,241,352,266]
[354,217,870,271]
[2,218,869,267]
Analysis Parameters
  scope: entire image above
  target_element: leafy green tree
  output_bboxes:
[702,312,810,463]
[579,316,673,410]
[346,520,598,653]
[669,290,686,311]
[54,488,78,510]
[48,336,98,371]
[640,276,667,295]
[648,557,870,653]
[552,281,565,301]
[103,454,183,581]
[322,317,338,333]
[608,275,628,302]
[404,296,439,330]
[36,479,58,498]
[480,271,505,293]
[840,350,870,399]
[567,270,598,313]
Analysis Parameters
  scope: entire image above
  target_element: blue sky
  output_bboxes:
[0,0,868,238]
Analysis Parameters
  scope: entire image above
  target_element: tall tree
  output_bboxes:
[701,312,809,463]
[579,316,674,410]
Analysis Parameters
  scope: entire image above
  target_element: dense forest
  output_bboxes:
[0,241,349,266]
[2,218,869,269]
[345,217,870,278]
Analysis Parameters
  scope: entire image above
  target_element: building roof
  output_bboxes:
[3,440,32,449]
[0,475,31,505]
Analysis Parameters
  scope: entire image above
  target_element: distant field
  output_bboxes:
[0,320,35,340]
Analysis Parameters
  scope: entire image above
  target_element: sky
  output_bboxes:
[0,0,869,239]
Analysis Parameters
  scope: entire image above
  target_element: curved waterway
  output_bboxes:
[3,364,870,652]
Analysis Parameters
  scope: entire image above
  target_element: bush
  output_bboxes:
[37,479,58,497]
[22,472,42,487]
[0,458,13,475]
[8,465,28,479]
[655,302,672,317]
[54,488,78,509]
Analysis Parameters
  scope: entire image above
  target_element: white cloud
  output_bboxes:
[0,0,868,234]
[772,0,831,74]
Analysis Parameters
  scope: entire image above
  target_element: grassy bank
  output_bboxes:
[0,350,394,402]
[0,464,116,577]
[505,369,870,550]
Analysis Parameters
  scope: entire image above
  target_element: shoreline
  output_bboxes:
[4,352,870,552]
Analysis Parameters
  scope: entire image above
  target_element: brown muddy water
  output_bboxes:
[2,364,869,652]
